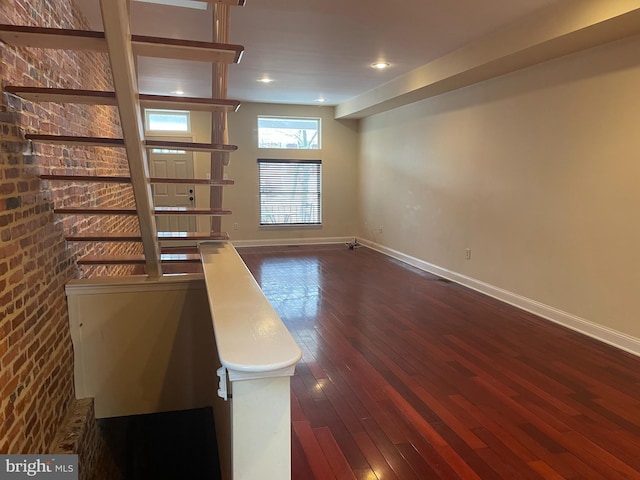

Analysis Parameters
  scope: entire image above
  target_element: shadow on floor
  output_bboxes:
[99,407,221,480]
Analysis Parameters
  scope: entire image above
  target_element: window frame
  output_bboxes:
[257,158,322,228]
[257,115,321,150]
[144,109,191,134]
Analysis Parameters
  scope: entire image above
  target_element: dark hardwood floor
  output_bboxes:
[238,245,640,480]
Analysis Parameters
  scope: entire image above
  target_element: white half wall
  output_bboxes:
[66,275,218,418]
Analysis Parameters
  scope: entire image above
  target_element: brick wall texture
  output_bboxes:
[0,0,141,472]
[51,398,121,480]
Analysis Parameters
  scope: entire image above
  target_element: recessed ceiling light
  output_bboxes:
[172,90,185,95]
[316,98,326,103]
[257,77,275,84]
[371,62,390,70]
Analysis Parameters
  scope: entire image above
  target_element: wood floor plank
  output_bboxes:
[360,417,422,480]
[314,427,358,480]
[293,421,336,480]
[325,423,371,472]
[291,423,316,480]
[352,431,401,480]
[352,468,378,480]
[471,427,541,480]
[529,460,566,480]
[383,386,481,480]
[411,383,487,450]
[237,246,640,480]
[394,442,441,479]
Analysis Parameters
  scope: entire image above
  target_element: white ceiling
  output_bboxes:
[76,0,562,106]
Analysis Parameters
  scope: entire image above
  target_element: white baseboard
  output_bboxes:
[231,236,356,248]
[359,238,640,358]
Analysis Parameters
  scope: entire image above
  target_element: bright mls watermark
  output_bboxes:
[0,455,77,479]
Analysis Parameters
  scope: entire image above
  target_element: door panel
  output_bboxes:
[147,137,196,238]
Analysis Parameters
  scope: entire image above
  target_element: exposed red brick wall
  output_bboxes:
[0,0,142,458]
[51,399,122,480]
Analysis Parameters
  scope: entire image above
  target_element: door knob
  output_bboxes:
[189,196,194,201]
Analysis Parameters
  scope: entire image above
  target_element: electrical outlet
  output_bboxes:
[465,248,471,260]
[377,226,383,234]
[233,222,239,230]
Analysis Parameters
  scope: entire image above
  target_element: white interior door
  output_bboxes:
[148,137,196,234]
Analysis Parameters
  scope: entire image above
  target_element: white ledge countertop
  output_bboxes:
[199,241,302,381]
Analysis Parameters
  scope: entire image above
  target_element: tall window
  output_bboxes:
[258,159,321,226]
[258,116,320,149]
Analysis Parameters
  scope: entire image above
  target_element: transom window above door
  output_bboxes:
[145,109,191,133]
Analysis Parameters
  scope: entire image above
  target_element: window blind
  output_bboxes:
[258,159,322,225]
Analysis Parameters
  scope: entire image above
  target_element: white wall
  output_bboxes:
[358,35,640,345]
[224,103,359,244]
[66,276,219,418]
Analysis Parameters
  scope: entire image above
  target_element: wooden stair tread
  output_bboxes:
[154,207,232,215]
[159,254,201,262]
[27,134,237,153]
[78,255,146,265]
[5,87,241,112]
[65,231,228,241]
[66,232,141,241]
[150,177,234,185]
[145,139,237,153]
[202,0,246,5]
[140,94,240,112]
[54,207,138,215]
[158,231,229,240]
[40,174,131,183]
[0,25,106,51]
[54,207,231,215]
[132,34,243,64]
[0,25,244,64]
[40,174,234,185]
[6,86,117,105]
[26,134,124,147]
[77,253,202,265]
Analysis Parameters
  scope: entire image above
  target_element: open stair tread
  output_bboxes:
[6,86,117,105]
[77,253,202,265]
[66,231,229,241]
[146,139,237,153]
[150,177,234,185]
[27,134,124,147]
[158,231,229,240]
[66,232,141,241]
[0,25,105,51]
[54,207,231,215]
[40,174,132,183]
[54,207,138,215]
[200,0,246,5]
[132,34,243,64]
[40,174,234,185]
[27,134,237,152]
[5,86,241,112]
[139,94,240,112]
[0,24,244,63]
[154,206,232,215]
